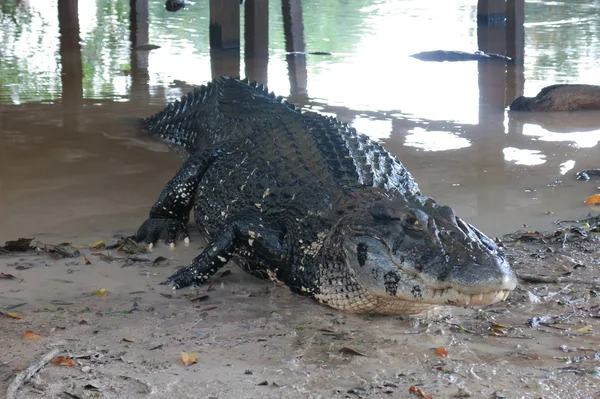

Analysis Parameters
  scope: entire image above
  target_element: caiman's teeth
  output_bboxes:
[430,289,513,305]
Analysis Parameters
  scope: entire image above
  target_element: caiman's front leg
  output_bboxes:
[162,215,288,289]
[136,151,216,247]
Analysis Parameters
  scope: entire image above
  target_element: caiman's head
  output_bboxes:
[326,188,517,314]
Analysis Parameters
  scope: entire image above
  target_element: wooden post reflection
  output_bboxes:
[130,0,150,100]
[476,16,509,224]
[282,0,307,101]
[477,23,507,108]
[244,0,269,84]
[211,49,241,79]
[58,0,83,131]
[58,0,83,109]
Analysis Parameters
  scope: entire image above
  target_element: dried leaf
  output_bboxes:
[91,240,106,250]
[24,330,42,339]
[152,256,168,265]
[576,325,592,333]
[3,238,34,252]
[45,244,79,259]
[50,357,75,367]
[339,347,365,356]
[72,240,105,250]
[94,287,107,297]
[122,337,135,343]
[6,312,23,319]
[434,346,448,357]
[92,252,115,262]
[106,237,147,254]
[585,194,600,206]
[0,272,16,279]
[83,256,91,265]
[489,328,506,336]
[206,279,217,292]
[181,351,197,367]
[190,295,210,302]
[219,270,232,278]
[50,300,73,305]
[409,385,433,399]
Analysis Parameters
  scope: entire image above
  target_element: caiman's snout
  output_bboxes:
[346,194,518,309]
[421,213,518,306]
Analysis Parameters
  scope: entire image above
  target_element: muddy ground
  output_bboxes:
[1,217,600,399]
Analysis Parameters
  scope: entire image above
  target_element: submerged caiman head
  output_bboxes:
[326,188,517,314]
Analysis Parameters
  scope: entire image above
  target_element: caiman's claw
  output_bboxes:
[135,218,189,247]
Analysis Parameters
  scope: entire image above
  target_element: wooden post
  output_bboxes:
[282,0,307,100]
[244,0,269,84]
[477,0,506,25]
[209,0,240,50]
[506,0,525,62]
[58,0,83,125]
[130,0,149,47]
[281,0,305,53]
[130,0,150,98]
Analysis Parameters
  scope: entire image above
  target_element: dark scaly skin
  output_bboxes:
[136,76,517,314]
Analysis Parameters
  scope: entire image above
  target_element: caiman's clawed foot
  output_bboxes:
[160,225,236,289]
[135,217,189,247]
[159,266,195,288]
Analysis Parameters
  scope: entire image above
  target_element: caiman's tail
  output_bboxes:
[139,82,220,153]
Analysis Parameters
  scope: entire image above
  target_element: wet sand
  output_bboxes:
[1,220,599,398]
[2,1,600,397]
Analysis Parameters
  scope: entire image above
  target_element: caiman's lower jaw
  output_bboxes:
[429,287,512,306]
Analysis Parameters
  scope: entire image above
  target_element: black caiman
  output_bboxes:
[510,84,600,112]
[135,76,517,315]
[411,50,511,62]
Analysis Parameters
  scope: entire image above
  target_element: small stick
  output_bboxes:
[558,215,600,224]
[6,349,60,399]
[518,273,598,285]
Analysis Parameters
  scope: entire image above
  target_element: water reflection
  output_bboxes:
[0,0,599,241]
[523,123,600,148]
[405,128,471,152]
[503,147,546,166]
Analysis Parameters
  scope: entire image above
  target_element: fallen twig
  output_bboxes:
[558,215,600,224]
[6,349,60,399]
[518,273,599,285]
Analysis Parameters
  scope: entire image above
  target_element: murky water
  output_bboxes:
[1,0,599,242]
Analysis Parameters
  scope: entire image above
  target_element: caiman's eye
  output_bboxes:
[402,213,421,229]
[356,243,368,267]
